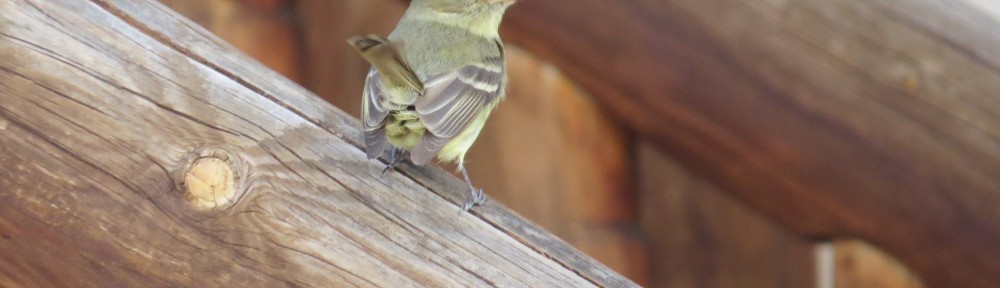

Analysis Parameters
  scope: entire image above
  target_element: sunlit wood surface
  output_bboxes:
[0,0,636,287]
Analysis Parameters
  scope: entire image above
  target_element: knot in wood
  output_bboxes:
[182,156,236,210]
[174,146,248,213]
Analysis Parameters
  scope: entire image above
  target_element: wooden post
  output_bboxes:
[0,0,636,287]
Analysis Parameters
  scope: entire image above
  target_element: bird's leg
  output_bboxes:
[459,165,487,211]
[381,148,407,175]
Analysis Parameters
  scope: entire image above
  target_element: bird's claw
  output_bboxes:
[380,148,405,176]
[461,187,487,212]
[380,162,396,176]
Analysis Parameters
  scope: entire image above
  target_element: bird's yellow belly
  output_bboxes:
[385,111,426,150]
[385,106,495,166]
[435,106,494,166]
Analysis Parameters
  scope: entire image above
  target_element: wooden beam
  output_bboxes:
[496,0,1000,287]
[0,0,636,287]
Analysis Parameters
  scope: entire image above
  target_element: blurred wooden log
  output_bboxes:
[466,47,644,284]
[295,0,405,113]
[159,0,301,83]
[497,0,1000,287]
[637,142,815,288]
[0,0,637,287]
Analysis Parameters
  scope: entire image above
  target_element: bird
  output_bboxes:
[348,0,516,211]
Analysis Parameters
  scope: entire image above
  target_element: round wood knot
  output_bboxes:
[173,146,249,214]
[182,156,236,210]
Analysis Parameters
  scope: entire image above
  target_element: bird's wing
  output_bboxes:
[351,35,426,159]
[361,69,390,159]
[410,55,505,165]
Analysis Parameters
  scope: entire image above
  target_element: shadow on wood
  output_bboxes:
[0,0,636,287]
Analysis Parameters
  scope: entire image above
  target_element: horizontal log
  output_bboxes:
[0,0,636,287]
[496,0,1000,287]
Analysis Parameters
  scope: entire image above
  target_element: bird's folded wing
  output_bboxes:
[362,69,390,159]
[410,57,505,165]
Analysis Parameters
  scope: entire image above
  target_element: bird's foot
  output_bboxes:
[381,148,407,176]
[380,162,397,176]
[458,165,486,213]
[461,187,487,212]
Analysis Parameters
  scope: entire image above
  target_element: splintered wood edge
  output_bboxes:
[89,0,638,287]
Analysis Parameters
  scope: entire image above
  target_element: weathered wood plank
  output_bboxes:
[101,0,636,286]
[0,0,636,287]
[497,0,1000,287]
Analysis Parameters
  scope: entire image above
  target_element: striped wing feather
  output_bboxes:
[409,57,505,165]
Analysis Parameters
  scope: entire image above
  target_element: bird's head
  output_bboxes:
[427,0,516,11]
[405,0,517,37]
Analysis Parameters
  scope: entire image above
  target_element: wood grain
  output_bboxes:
[0,0,636,287]
[495,0,1000,287]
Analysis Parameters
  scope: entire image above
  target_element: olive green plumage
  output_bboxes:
[348,0,515,211]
